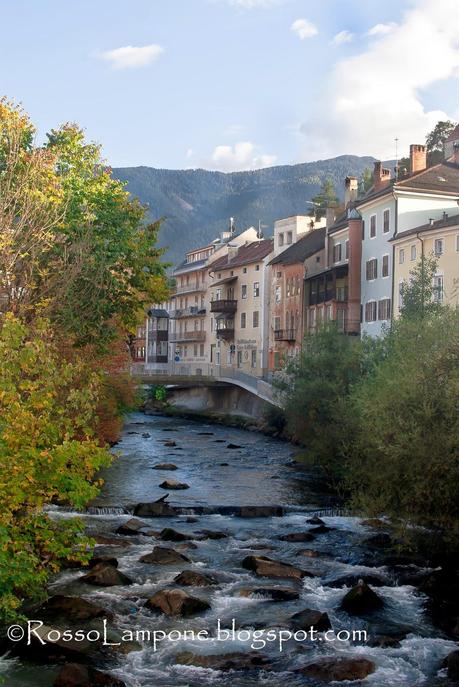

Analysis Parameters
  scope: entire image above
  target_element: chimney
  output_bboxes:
[326,207,336,229]
[344,176,358,207]
[410,144,427,174]
[373,161,391,191]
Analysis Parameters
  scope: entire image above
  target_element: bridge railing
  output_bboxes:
[134,361,277,404]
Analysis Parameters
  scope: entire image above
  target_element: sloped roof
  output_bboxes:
[269,227,326,265]
[395,161,459,195]
[210,239,273,271]
[445,124,459,142]
[390,212,459,241]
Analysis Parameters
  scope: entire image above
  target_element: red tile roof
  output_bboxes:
[210,239,273,271]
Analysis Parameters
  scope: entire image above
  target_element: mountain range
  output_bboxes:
[113,155,379,266]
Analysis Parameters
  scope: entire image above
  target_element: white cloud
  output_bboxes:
[367,22,397,36]
[299,0,459,161]
[99,44,164,70]
[331,30,354,46]
[205,141,277,171]
[291,18,318,40]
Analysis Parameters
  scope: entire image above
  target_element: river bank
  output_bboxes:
[1,412,458,686]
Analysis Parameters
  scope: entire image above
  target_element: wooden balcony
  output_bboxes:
[170,331,206,343]
[210,299,237,314]
[216,325,235,340]
[274,329,297,342]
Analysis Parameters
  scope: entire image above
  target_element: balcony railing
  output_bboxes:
[175,281,207,295]
[170,306,206,319]
[170,331,206,343]
[274,329,297,342]
[216,325,235,340]
[147,329,168,341]
[210,299,237,314]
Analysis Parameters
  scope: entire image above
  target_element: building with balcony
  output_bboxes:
[268,224,326,370]
[208,238,274,376]
[391,212,459,316]
[146,308,169,365]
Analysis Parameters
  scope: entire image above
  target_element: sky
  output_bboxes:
[1,0,459,171]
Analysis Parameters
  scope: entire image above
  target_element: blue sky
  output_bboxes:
[1,0,458,170]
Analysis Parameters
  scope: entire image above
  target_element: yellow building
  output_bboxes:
[391,212,459,315]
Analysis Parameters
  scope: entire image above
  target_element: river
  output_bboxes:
[1,412,456,686]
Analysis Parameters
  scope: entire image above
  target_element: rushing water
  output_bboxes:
[1,412,456,686]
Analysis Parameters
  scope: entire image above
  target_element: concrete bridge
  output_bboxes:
[132,362,280,416]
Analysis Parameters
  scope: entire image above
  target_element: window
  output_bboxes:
[286,279,291,297]
[378,298,391,321]
[286,231,293,245]
[274,316,280,330]
[383,209,390,233]
[253,281,260,297]
[333,243,342,263]
[251,350,257,368]
[278,233,284,247]
[434,238,444,256]
[253,311,259,327]
[382,254,389,278]
[410,245,417,261]
[336,286,347,302]
[433,274,444,302]
[276,271,281,278]
[366,258,378,280]
[200,344,204,357]
[456,235,459,252]
[194,344,198,357]
[243,267,247,274]
[275,285,281,303]
[241,284,247,299]
[241,312,246,328]
[399,248,405,264]
[255,264,260,271]
[345,240,349,260]
[365,301,377,322]
[370,215,376,238]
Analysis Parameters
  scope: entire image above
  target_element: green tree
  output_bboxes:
[347,308,459,540]
[310,178,339,220]
[426,120,456,166]
[0,316,113,620]
[400,253,441,319]
[358,168,373,197]
[277,325,361,486]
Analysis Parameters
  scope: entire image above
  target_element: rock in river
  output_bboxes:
[175,651,271,670]
[238,587,299,601]
[296,657,376,682]
[145,589,210,617]
[290,608,331,631]
[54,662,126,687]
[152,463,178,470]
[174,570,217,586]
[340,580,384,615]
[80,563,132,587]
[39,595,110,622]
[159,527,192,542]
[159,479,189,490]
[445,649,459,680]
[242,555,313,580]
[133,502,177,517]
[116,518,149,535]
[279,532,315,542]
[140,546,190,565]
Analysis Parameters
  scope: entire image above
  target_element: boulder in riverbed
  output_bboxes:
[290,608,331,632]
[174,570,217,586]
[145,589,210,617]
[328,573,388,588]
[115,518,148,535]
[296,657,376,682]
[54,663,126,687]
[296,549,322,558]
[133,501,177,517]
[279,532,315,542]
[227,443,242,449]
[152,463,177,470]
[93,535,131,548]
[195,529,228,540]
[309,525,333,534]
[306,515,325,525]
[80,563,132,587]
[159,480,189,490]
[239,587,299,601]
[88,556,118,569]
[445,649,459,680]
[39,595,110,622]
[236,505,284,518]
[340,580,384,615]
[163,439,177,447]
[140,546,190,565]
[175,651,271,670]
[241,555,313,580]
[159,527,192,542]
